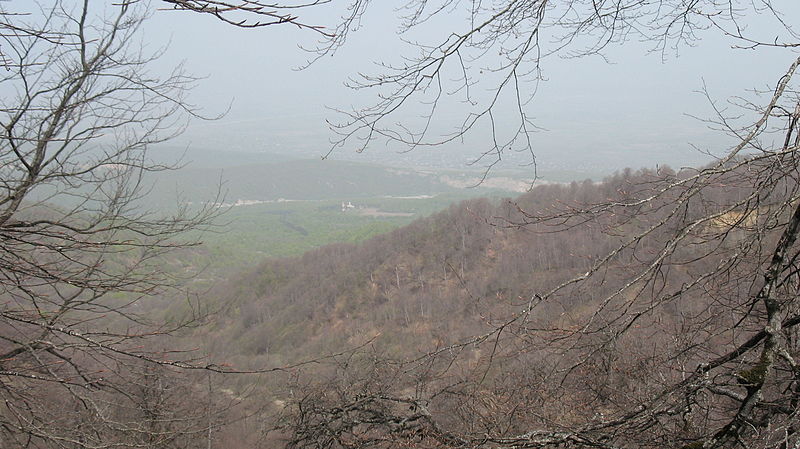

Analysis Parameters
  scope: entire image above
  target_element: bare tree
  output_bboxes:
[159,0,334,32]
[0,1,229,446]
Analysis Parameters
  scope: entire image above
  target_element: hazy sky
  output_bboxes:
[145,2,800,174]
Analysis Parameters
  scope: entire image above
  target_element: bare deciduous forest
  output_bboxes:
[1,1,800,448]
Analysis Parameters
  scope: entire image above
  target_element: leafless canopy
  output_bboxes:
[0,1,793,447]
[160,0,334,33]
[0,1,227,446]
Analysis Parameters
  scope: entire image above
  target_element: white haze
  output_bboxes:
[146,2,800,177]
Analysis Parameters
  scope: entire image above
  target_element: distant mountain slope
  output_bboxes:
[197,164,740,369]
[199,172,662,367]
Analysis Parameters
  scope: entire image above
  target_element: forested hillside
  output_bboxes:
[193,164,774,448]
[205,179,589,365]
[207,168,671,361]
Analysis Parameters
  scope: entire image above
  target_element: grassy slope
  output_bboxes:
[177,191,512,282]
